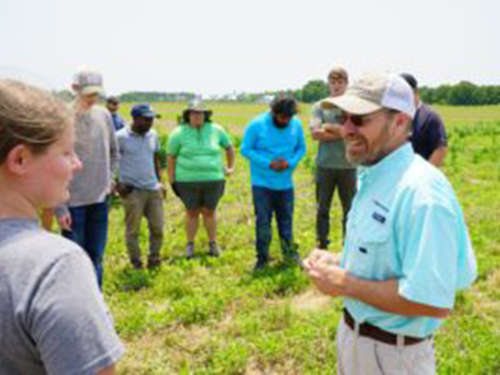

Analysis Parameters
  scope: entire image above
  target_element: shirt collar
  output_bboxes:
[358,143,415,186]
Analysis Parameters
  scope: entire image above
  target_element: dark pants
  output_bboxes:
[62,201,109,287]
[315,167,357,247]
[252,186,296,262]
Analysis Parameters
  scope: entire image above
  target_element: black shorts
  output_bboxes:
[175,180,225,211]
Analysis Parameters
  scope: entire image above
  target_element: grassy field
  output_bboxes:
[103,102,500,374]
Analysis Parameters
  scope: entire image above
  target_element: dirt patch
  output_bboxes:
[290,289,332,313]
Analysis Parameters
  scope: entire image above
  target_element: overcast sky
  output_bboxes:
[1,0,498,96]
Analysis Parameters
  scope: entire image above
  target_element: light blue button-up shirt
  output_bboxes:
[341,143,477,338]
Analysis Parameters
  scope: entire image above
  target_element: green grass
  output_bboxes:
[104,102,500,374]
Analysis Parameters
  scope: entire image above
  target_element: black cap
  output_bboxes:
[106,96,120,104]
[400,73,418,91]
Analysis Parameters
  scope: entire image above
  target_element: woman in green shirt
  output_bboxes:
[167,100,235,259]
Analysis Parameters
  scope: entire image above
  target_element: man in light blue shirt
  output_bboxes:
[304,72,477,374]
[116,104,165,270]
[241,95,306,271]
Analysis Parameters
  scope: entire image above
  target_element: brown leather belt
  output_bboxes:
[343,309,430,346]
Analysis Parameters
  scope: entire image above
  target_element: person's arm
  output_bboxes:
[167,156,176,183]
[310,104,343,142]
[154,153,163,182]
[305,262,450,318]
[311,124,344,142]
[106,112,120,176]
[225,146,236,176]
[287,122,307,169]
[240,122,273,168]
[98,366,117,375]
[166,129,182,184]
[429,146,448,167]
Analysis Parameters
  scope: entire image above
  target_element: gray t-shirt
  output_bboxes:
[310,100,354,169]
[57,105,119,217]
[0,219,124,375]
[117,127,161,191]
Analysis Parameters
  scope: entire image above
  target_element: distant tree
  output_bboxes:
[447,81,478,105]
[296,80,329,103]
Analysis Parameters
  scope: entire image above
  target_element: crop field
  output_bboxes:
[103,102,500,374]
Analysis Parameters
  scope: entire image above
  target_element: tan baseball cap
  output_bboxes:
[73,69,104,96]
[321,72,416,118]
[185,99,212,113]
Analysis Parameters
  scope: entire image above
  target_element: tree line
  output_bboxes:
[52,80,500,106]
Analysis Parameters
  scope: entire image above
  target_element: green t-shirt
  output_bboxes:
[310,100,354,169]
[167,122,232,182]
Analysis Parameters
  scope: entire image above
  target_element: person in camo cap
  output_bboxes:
[55,68,119,288]
[167,99,235,259]
[304,72,477,375]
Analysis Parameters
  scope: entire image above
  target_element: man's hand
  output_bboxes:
[225,167,235,177]
[304,249,340,269]
[304,261,349,297]
[270,160,281,170]
[58,214,72,231]
[324,123,343,135]
[278,159,289,170]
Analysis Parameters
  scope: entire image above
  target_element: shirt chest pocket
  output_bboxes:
[345,212,392,278]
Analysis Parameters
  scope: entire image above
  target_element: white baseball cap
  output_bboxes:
[72,69,104,96]
[321,72,416,118]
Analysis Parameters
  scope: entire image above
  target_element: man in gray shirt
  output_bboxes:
[56,69,119,287]
[116,104,165,270]
[310,67,356,249]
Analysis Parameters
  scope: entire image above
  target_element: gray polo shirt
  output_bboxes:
[310,100,354,169]
[58,105,119,216]
[117,127,161,191]
[0,218,124,375]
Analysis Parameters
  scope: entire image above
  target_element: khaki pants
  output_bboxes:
[122,189,165,266]
[336,319,436,375]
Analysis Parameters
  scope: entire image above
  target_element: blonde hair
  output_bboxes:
[0,79,72,164]
[328,67,349,83]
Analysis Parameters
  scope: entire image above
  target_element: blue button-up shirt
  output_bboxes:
[341,143,477,338]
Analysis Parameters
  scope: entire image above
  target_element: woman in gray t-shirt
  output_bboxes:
[0,79,124,375]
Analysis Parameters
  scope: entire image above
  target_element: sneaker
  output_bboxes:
[186,242,195,259]
[148,257,161,270]
[253,259,268,272]
[208,241,221,257]
[317,240,330,250]
[131,259,143,270]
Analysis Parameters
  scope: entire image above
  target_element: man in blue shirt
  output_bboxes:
[116,104,165,270]
[241,95,306,271]
[304,72,477,374]
[106,96,126,131]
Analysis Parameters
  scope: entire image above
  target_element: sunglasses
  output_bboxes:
[339,109,397,127]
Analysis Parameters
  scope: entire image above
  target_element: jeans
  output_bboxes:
[315,167,357,247]
[252,186,296,262]
[62,201,109,287]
